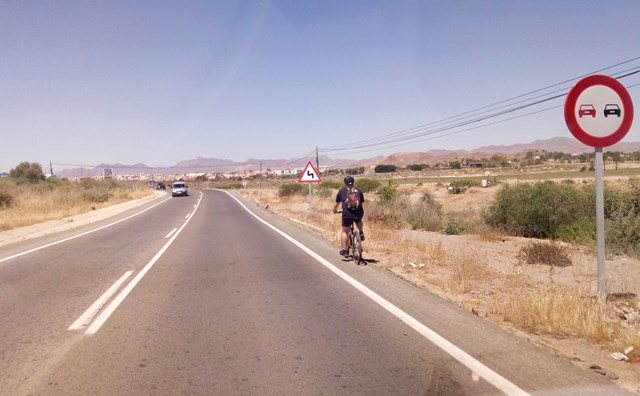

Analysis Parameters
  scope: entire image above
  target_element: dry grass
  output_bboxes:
[517,241,573,267]
[494,285,614,343]
[446,250,493,293]
[0,179,152,231]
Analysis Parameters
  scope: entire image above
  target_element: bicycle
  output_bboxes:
[337,211,363,265]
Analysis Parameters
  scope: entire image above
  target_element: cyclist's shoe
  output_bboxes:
[339,249,348,257]
[360,232,365,241]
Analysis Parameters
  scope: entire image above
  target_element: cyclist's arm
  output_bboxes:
[332,201,341,214]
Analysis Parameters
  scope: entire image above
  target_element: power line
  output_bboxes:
[318,57,640,157]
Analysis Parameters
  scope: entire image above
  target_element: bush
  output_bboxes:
[447,179,476,194]
[482,181,593,239]
[378,180,399,205]
[320,180,342,190]
[405,192,443,231]
[355,178,380,193]
[407,164,427,171]
[365,201,404,229]
[344,167,365,175]
[442,219,468,235]
[0,191,14,209]
[604,180,640,256]
[516,241,572,267]
[82,190,111,203]
[278,182,306,197]
[9,161,45,183]
[374,164,397,173]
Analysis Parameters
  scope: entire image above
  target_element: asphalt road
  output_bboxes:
[0,189,631,395]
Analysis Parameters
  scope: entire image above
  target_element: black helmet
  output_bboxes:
[343,176,354,186]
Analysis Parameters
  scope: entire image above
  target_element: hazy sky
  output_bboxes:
[1,0,639,171]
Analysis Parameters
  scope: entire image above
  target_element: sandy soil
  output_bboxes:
[244,180,640,394]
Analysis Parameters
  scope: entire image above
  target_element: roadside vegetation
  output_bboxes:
[0,162,152,231]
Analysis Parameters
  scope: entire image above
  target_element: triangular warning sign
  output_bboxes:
[298,161,322,183]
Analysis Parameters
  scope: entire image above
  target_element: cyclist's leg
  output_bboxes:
[355,219,364,240]
[340,218,353,255]
[341,226,350,249]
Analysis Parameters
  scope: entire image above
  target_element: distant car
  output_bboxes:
[171,181,188,197]
[578,104,596,118]
[156,182,166,190]
[604,104,621,117]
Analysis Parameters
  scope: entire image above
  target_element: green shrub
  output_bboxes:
[604,181,640,256]
[442,219,468,235]
[320,180,342,190]
[378,180,399,205]
[345,167,365,175]
[278,182,306,197]
[448,179,477,194]
[482,181,594,239]
[9,161,46,183]
[374,164,397,173]
[355,178,380,193]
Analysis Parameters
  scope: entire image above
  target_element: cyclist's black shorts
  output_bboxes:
[342,217,361,227]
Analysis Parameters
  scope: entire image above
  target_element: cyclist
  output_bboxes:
[332,175,365,257]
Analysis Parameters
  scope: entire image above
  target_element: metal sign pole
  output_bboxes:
[308,183,312,211]
[595,147,606,300]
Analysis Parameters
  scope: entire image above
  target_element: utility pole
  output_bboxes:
[49,161,53,177]
[259,160,263,189]
[315,146,320,175]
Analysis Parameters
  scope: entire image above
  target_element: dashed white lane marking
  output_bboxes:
[165,228,178,239]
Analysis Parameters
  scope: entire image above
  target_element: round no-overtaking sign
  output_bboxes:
[564,74,634,147]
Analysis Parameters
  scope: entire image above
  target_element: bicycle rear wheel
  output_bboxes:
[351,230,362,264]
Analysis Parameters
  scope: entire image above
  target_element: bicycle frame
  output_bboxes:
[336,211,363,265]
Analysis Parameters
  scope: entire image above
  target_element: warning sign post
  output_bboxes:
[298,161,322,210]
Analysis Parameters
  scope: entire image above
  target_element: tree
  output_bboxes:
[607,151,624,170]
[374,164,397,173]
[9,161,45,183]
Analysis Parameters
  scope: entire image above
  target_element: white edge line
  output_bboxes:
[165,228,178,239]
[221,190,529,396]
[85,192,203,335]
[69,271,134,330]
[0,196,172,264]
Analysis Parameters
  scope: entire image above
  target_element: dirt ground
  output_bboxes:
[243,179,640,394]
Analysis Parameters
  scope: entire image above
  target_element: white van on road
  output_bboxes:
[171,181,188,197]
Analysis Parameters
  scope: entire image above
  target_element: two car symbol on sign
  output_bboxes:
[578,104,621,118]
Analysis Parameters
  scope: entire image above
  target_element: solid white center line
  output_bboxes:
[69,271,133,330]
[84,193,203,335]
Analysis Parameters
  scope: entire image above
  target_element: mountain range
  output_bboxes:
[56,137,640,178]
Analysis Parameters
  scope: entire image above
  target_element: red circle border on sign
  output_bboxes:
[564,74,634,148]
